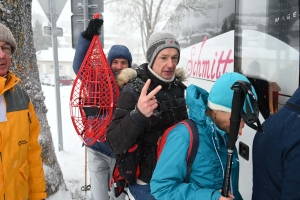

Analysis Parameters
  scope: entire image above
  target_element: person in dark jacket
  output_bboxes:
[252,87,300,200]
[72,19,132,200]
[106,31,188,200]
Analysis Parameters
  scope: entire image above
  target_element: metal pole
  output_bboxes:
[82,0,89,192]
[50,0,64,151]
[83,0,89,29]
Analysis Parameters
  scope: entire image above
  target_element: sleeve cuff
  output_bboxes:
[81,31,93,41]
[130,106,149,126]
[28,191,47,199]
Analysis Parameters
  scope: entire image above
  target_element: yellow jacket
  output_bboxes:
[0,72,47,200]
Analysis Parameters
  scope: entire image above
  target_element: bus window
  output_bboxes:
[236,0,299,98]
[163,0,236,48]
[217,1,235,35]
[235,2,298,198]
[267,6,299,51]
[163,0,237,89]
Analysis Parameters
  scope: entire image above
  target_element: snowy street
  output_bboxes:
[43,84,134,199]
[43,85,89,199]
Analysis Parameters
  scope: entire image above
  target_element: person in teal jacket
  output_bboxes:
[150,72,254,200]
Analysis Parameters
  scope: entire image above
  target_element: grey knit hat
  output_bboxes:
[146,31,180,68]
[0,23,17,54]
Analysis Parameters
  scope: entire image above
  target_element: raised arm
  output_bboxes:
[72,18,103,75]
[107,79,161,155]
[72,32,92,75]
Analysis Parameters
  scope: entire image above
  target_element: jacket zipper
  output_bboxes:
[28,112,31,123]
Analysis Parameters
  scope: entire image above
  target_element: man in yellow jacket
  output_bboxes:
[0,23,47,199]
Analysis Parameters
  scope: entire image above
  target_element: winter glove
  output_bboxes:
[82,18,103,41]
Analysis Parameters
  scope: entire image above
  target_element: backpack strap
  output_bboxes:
[180,119,199,182]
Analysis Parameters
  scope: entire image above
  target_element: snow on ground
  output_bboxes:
[43,85,91,199]
[43,85,133,200]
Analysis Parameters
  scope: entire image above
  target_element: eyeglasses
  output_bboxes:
[0,45,12,55]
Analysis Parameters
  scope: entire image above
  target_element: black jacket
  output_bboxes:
[107,64,188,183]
[252,87,300,199]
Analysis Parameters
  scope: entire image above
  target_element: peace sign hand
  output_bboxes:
[137,79,162,117]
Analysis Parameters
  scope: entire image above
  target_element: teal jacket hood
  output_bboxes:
[151,84,243,200]
[186,84,228,139]
[186,84,209,123]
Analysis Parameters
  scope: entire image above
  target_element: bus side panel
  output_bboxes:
[163,0,299,199]
[178,31,235,92]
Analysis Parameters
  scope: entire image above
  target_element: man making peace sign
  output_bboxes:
[107,31,188,200]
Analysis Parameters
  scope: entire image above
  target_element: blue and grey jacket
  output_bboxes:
[150,84,243,200]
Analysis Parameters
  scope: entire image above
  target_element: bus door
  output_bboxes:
[235,0,299,198]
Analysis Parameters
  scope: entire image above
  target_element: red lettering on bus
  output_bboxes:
[210,52,217,80]
[186,37,233,80]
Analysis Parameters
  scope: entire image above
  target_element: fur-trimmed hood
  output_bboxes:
[117,65,187,88]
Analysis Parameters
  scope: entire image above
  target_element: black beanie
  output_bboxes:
[107,45,132,67]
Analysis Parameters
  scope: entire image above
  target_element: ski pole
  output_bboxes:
[221,82,244,197]
[85,146,87,195]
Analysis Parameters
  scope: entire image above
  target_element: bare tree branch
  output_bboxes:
[104,0,221,60]
[104,0,180,59]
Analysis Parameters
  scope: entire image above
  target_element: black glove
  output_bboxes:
[82,18,103,41]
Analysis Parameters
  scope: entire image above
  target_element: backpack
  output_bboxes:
[111,141,141,198]
[157,118,199,182]
[111,119,199,198]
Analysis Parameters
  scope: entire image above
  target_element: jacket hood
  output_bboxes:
[287,87,300,108]
[117,63,187,88]
[186,84,229,141]
[186,84,209,123]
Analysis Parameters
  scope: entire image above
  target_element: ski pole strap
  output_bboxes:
[181,119,199,183]
[233,81,264,132]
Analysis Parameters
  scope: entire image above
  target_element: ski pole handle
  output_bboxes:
[221,83,244,197]
[228,84,244,150]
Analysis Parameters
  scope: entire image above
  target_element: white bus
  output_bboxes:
[163,0,299,199]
